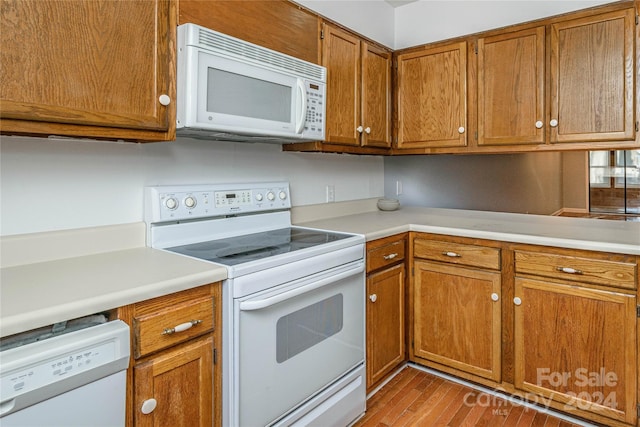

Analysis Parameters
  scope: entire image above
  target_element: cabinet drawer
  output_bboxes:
[414,239,500,270]
[515,250,637,290]
[367,239,405,272]
[133,296,214,358]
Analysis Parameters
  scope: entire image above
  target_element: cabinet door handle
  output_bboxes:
[369,294,377,303]
[162,319,202,335]
[383,253,398,260]
[158,94,171,106]
[513,297,522,306]
[442,251,461,258]
[556,266,583,275]
[491,293,499,302]
[141,398,157,414]
[458,126,465,134]
[549,119,558,127]
[535,120,543,129]
[364,127,371,134]
[356,126,364,133]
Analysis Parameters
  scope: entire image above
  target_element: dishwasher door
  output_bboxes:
[0,320,130,426]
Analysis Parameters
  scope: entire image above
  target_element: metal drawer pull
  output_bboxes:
[162,319,202,335]
[442,251,461,258]
[556,267,583,275]
[383,253,398,260]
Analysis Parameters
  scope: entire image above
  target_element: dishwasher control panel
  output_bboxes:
[1,340,116,399]
[0,320,130,414]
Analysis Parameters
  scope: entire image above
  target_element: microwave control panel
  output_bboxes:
[145,182,291,222]
[303,80,325,140]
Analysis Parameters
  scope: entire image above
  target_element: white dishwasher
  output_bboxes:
[0,317,130,427]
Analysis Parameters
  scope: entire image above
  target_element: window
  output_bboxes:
[589,150,640,214]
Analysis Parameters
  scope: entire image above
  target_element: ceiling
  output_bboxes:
[385,0,418,7]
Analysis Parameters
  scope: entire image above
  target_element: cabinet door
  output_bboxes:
[478,27,545,146]
[550,8,636,143]
[514,278,637,425]
[413,260,501,381]
[134,336,213,427]
[366,263,405,390]
[179,0,320,64]
[0,0,173,139]
[361,43,391,148]
[397,42,468,149]
[322,24,361,146]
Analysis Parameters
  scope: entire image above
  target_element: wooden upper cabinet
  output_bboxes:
[323,24,362,146]
[321,23,392,148]
[178,0,320,64]
[362,43,392,148]
[396,42,468,149]
[0,0,175,141]
[477,27,545,146]
[550,8,636,143]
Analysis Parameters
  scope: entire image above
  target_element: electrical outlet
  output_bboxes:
[396,180,403,196]
[326,185,335,203]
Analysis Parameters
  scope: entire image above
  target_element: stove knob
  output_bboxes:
[184,196,197,209]
[165,197,178,210]
[267,191,275,201]
[255,193,263,202]
[279,191,287,200]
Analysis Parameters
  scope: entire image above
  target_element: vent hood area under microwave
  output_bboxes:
[176,23,327,144]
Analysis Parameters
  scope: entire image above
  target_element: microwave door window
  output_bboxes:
[207,68,291,123]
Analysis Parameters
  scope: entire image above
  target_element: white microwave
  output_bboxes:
[176,23,326,143]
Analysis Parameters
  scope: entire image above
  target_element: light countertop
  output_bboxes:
[0,247,227,337]
[2,206,638,338]
[297,207,640,255]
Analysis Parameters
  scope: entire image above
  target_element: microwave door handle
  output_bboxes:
[294,79,307,134]
[239,263,364,311]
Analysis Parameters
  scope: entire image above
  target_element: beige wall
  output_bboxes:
[561,152,589,212]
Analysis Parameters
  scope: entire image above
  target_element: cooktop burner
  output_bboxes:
[166,227,353,266]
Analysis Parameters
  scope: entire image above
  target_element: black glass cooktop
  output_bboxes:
[166,227,353,266]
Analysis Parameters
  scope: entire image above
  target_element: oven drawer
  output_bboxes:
[133,291,214,359]
[515,250,637,290]
[414,238,500,270]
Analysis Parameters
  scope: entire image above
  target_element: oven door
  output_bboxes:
[235,261,365,427]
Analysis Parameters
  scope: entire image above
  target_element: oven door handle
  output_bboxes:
[239,263,364,311]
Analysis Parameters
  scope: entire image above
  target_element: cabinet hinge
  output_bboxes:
[635,14,638,25]
[474,44,478,54]
[637,305,640,318]
[320,29,324,40]
[637,403,640,418]
[636,121,639,132]
[214,348,218,365]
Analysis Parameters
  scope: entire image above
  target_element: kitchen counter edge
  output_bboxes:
[297,207,640,255]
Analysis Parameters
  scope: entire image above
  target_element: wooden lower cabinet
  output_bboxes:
[118,283,221,427]
[365,234,407,391]
[408,234,638,426]
[514,277,637,425]
[366,263,405,390]
[134,336,213,427]
[412,260,501,382]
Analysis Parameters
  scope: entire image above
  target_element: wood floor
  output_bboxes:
[354,367,596,427]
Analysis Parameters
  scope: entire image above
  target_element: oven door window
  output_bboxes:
[237,266,364,427]
[276,294,343,363]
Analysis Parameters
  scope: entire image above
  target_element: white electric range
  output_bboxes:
[145,182,366,427]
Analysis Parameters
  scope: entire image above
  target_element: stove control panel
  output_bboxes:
[145,182,291,222]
